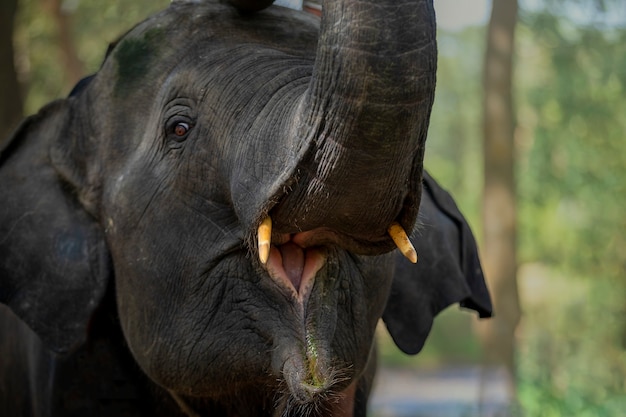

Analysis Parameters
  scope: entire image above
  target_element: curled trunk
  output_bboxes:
[272,0,437,250]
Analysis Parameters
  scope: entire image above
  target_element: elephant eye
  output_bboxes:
[174,122,189,137]
[166,117,194,142]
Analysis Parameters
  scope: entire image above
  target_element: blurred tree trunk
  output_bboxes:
[478,0,521,403]
[0,0,23,144]
[43,0,84,88]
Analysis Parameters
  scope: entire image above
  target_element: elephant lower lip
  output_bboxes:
[265,236,326,303]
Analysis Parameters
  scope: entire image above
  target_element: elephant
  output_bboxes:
[0,0,492,416]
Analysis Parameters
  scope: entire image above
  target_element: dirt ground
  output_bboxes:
[370,366,512,417]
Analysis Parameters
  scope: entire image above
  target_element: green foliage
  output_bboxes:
[518,268,626,416]
[15,0,168,114]
[517,12,626,280]
[515,7,626,414]
[15,0,66,114]
[418,4,626,413]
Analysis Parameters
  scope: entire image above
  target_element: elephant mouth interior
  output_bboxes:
[257,217,417,294]
[263,233,327,304]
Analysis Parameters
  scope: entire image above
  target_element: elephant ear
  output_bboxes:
[0,100,110,354]
[382,171,493,355]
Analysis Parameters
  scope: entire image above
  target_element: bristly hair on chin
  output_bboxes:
[272,365,353,417]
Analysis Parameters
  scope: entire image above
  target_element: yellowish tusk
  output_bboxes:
[388,222,418,264]
[258,216,272,264]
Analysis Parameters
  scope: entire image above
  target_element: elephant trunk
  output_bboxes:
[271,0,437,251]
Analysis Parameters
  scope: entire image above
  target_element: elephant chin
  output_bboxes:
[278,347,356,416]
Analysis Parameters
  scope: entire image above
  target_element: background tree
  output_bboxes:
[42,0,85,88]
[477,0,521,401]
[0,0,23,144]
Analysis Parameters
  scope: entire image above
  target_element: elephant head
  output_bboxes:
[0,0,491,415]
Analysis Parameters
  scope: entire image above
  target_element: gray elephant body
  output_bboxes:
[0,1,491,416]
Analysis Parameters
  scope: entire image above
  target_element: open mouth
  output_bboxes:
[255,214,417,308]
[261,230,327,306]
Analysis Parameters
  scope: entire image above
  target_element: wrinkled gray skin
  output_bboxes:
[0,0,492,416]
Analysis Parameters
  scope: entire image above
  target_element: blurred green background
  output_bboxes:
[6,0,626,415]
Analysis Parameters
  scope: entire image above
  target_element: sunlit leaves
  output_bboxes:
[517,12,626,278]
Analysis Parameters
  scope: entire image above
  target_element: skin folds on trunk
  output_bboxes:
[252,1,437,411]
[248,0,437,411]
[271,0,437,249]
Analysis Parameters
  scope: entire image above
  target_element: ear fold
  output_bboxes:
[382,171,493,355]
[0,100,110,354]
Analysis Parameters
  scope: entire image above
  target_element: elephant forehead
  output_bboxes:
[114,28,167,98]
[107,1,319,95]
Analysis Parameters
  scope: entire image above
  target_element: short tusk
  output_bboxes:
[258,216,272,264]
[388,222,418,264]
